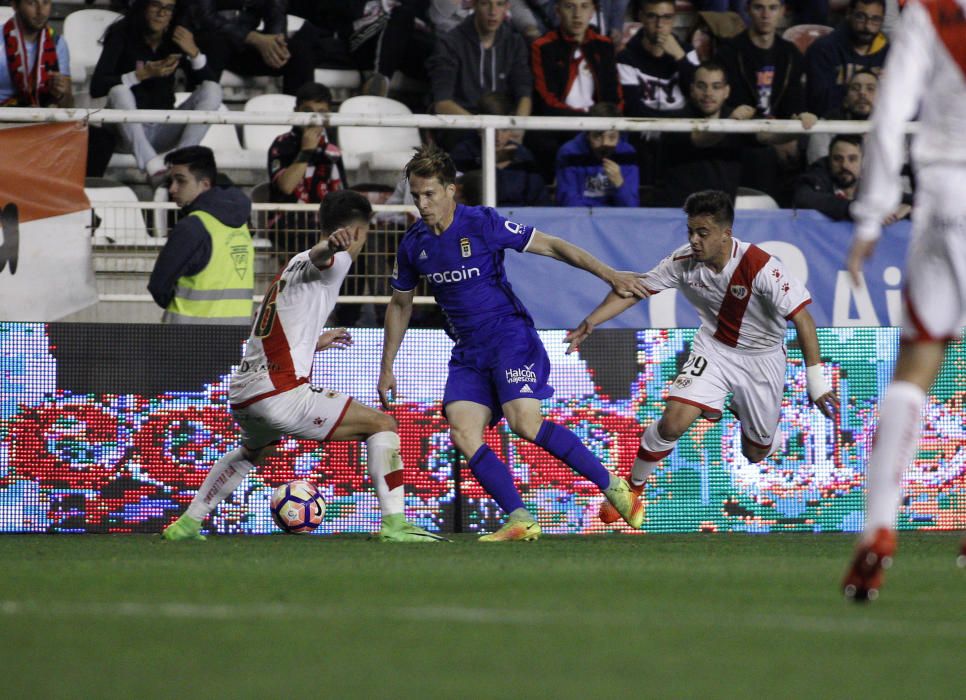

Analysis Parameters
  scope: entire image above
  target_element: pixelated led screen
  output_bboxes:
[1,323,964,535]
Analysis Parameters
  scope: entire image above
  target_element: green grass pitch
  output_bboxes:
[2,533,963,699]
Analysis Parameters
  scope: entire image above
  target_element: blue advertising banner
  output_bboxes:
[499,208,911,329]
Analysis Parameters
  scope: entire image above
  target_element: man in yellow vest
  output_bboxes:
[148,146,255,324]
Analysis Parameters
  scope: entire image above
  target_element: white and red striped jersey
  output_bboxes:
[642,238,811,350]
[229,251,352,408]
[852,0,966,242]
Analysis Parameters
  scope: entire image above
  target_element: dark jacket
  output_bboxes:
[660,103,749,207]
[90,22,216,108]
[180,0,286,49]
[148,187,252,308]
[617,29,696,117]
[717,31,805,118]
[794,156,856,220]
[427,15,532,112]
[555,132,639,207]
[530,28,622,116]
[804,24,888,117]
[451,136,549,206]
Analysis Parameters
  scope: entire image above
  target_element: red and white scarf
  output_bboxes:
[3,16,59,106]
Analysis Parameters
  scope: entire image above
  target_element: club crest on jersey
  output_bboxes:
[729,284,749,300]
[459,237,472,257]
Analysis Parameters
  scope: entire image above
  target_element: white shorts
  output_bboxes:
[667,332,786,449]
[903,166,966,342]
[230,383,352,450]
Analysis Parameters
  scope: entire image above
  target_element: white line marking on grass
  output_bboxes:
[2,601,963,639]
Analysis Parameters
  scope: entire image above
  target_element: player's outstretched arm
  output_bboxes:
[379,289,414,409]
[790,307,839,419]
[564,290,642,354]
[525,230,649,299]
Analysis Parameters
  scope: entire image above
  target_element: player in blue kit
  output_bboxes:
[378,145,650,541]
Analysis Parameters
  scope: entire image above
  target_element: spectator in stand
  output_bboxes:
[794,134,911,221]
[618,0,697,118]
[0,0,117,176]
[1,0,72,108]
[529,0,623,177]
[427,0,532,117]
[267,81,346,254]
[659,61,754,206]
[90,0,222,180]
[555,101,639,207]
[451,92,549,206]
[148,146,254,325]
[717,0,814,123]
[510,0,630,45]
[806,68,877,164]
[180,0,315,96]
[805,0,888,116]
[532,0,623,116]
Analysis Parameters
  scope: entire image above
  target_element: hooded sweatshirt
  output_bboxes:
[427,14,532,112]
[148,186,253,309]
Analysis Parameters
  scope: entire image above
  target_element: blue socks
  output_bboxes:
[468,445,526,514]
[534,420,611,490]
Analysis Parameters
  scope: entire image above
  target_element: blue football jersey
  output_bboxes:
[391,205,536,341]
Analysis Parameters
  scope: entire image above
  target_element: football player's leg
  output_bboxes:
[733,349,785,464]
[164,410,276,540]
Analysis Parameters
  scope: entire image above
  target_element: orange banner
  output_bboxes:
[0,121,89,224]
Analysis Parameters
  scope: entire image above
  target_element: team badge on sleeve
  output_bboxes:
[504,220,525,235]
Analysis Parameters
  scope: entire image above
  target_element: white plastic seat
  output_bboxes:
[242,93,296,153]
[85,183,153,245]
[337,96,420,177]
[63,9,121,86]
[174,92,242,152]
[735,188,780,210]
[0,7,14,24]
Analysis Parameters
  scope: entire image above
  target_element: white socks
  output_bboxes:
[367,431,405,517]
[631,422,677,486]
[186,447,255,521]
[864,381,925,535]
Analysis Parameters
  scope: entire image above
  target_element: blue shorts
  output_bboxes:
[442,321,554,426]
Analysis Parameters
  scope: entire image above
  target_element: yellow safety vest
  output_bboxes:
[163,209,255,325]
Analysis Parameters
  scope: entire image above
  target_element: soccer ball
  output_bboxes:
[270,480,326,534]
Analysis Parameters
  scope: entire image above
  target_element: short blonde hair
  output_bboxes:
[404,144,457,186]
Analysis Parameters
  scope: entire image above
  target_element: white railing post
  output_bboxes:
[482,127,497,208]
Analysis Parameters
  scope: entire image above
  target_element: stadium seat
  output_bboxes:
[782,24,834,54]
[314,68,362,102]
[242,93,296,154]
[63,9,121,87]
[337,96,420,184]
[0,7,14,24]
[735,187,780,210]
[85,179,154,245]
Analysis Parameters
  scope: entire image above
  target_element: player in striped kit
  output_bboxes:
[565,190,839,525]
[843,0,966,601]
[163,190,446,542]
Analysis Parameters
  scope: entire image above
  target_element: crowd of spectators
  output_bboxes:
[12,0,910,220]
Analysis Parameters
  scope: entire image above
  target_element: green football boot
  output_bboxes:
[373,513,450,542]
[161,514,207,541]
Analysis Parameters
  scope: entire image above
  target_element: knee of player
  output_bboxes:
[655,419,686,443]
[742,446,769,463]
[371,412,398,436]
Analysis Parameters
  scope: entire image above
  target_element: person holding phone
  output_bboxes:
[90,0,223,180]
